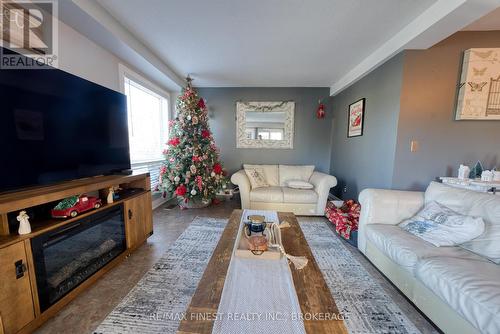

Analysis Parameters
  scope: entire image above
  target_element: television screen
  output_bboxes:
[0,49,130,192]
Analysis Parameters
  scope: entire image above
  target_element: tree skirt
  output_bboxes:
[94,217,424,334]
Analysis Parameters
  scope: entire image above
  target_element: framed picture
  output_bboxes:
[455,48,500,120]
[348,98,365,137]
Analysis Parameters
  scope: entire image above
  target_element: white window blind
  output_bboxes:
[124,77,169,164]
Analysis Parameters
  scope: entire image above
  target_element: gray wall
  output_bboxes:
[329,53,404,199]
[392,31,500,190]
[198,87,333,175]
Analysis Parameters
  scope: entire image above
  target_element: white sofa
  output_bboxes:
[359,181,500,334]
[231,164,337,216]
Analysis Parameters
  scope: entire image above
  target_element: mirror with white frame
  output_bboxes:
[236,101,295,149]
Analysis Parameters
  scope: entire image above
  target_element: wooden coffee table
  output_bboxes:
[177,210,348,334]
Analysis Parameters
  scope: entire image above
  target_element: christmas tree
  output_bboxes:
[159,77,228,206]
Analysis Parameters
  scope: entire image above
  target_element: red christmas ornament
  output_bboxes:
[168,137,180,146]
[175,184,187,196]
[316,103,325,119]
[201,129,210,138]
[213,163,223,174]
[197,98,206,110]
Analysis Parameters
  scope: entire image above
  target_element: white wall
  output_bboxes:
[57,19,174,118]
[57,20,122,92]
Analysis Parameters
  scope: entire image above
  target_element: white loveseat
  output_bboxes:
[231,164,337,216]
[359,182,500,334]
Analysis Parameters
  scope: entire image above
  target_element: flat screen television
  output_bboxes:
[0,48,131,192]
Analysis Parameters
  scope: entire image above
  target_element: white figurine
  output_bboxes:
[107,187,114,204]
[17,211,32,235]
[458,164,470,180]
[481,170,493,182]
[494,171,500,182]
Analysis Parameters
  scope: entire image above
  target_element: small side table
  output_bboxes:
[440,177,499,195]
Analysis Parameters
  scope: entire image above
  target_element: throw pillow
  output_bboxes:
[279,165,315,186]
[243,164,279,186]
[286,180,314,189]
[398,201,485,247]
[425,181,500,264]
[244,168,269,189]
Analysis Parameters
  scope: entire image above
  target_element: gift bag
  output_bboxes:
[325,199,361,247]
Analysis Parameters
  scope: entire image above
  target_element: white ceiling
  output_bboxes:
[96,0,437,87]
[463,6,500,30]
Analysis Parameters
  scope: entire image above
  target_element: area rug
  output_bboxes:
[93,217,227,334]
[299,221,421,334]
[94,217,422,334]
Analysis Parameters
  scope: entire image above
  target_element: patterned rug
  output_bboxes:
[94,217,422,334]
[300,222,421,334]
[94,217,227,334]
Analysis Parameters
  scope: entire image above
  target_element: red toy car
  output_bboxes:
[51,195,102,218]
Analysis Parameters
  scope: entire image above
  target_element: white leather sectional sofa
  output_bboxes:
[359,182,500,334]
[231,164,337,216]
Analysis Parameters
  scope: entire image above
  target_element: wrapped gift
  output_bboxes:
[325,199,361,245]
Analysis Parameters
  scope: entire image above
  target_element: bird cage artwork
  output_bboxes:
[487,75,500,116]
[455,48,500,120]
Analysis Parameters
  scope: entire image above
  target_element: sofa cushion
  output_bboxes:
[243,164,279,186]
[243,167,269,189]
[425,182,500,263]
[286,180,314,189]
[398,201,485,247]
[366,224,485,273]
[416,257,500,333]
[279,165,314,186]
[282,187,318,204]
[250,186,283,203]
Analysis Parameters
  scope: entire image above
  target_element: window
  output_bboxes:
[123,76,169,163]
[245,128,284,140]
[256,128,284,140]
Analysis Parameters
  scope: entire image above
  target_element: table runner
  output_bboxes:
[211,210,306,334]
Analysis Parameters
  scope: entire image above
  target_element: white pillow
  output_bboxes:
[243,164,279,186]
[398,201,485,247]
[244,168,269,189]
[279,165,314,186]
[286,180,314,189]
[425,182,500,263]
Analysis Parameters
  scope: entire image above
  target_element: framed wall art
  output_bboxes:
[348,98,365,137]
[455,48,500,120]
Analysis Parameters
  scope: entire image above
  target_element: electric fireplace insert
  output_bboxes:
[31,204,126,312]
